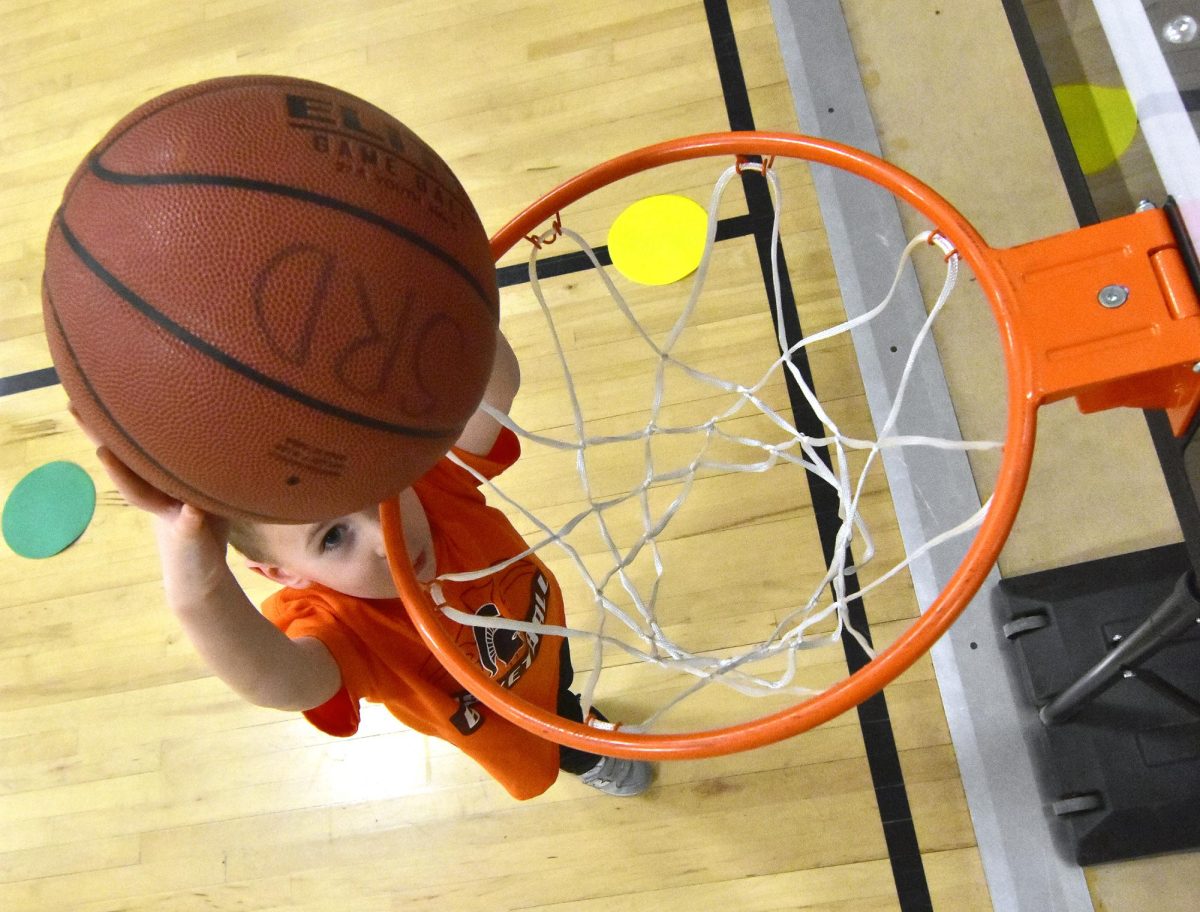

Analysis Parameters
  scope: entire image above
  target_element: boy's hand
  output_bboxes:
[68,405,342,712]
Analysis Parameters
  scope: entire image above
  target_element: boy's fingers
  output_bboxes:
[176,504,228,545]
[95,446,180,515]
[73,404,214,526]
[179,503,215,531]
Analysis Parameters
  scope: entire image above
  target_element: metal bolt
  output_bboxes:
[1164,14,1198,44]
[1099,284,1129,308]
[1136,199,1157,212]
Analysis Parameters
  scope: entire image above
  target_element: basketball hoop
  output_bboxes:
[382,132,1200,759]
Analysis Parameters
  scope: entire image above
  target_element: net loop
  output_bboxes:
[735,153,776,174]
[524,212,563,249]
[926,229,958,261]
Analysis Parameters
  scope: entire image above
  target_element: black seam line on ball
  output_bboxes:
[87,155,497,316]
[43,280,287,522]
[56,214,459,440]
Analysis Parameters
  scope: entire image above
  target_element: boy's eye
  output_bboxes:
[321,524,347,552]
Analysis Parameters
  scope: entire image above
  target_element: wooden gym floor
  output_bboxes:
[1,1,1197,910]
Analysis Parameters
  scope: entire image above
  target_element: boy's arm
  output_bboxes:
[89,440,342,712]
[453,328,520,457]
[165,534,342,712]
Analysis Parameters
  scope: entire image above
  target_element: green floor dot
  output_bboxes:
[3,461,96,559]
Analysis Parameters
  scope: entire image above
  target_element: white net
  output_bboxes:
[428,158,1000,732]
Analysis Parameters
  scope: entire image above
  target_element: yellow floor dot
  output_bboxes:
[1053,83,1138,175]
[608,194,709,285]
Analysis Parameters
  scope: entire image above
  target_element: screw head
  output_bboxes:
[1099,285,1129,308]
[1164,14,1198,44]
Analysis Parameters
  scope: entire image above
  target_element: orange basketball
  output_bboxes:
[43,76,498,522]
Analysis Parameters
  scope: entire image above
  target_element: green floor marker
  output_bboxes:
[3,461,96,559]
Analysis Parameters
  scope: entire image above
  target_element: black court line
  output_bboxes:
[703,1,932,909]
[999,0,1099,226]
[0,222,756,399]
[495,213,755,288]
[0,366,59,396]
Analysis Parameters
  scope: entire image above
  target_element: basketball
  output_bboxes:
[42,75,498,522]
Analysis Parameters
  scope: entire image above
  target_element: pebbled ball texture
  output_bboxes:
[43,75,498,522]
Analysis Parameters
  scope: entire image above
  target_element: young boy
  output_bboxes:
[79,331,652,800]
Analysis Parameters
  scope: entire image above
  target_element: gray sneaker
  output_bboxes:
[579,753,654,796]
[577,714,653,797]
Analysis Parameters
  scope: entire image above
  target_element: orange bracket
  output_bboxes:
[995,208,1200,435]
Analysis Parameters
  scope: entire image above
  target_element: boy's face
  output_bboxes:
[251,488,434,599]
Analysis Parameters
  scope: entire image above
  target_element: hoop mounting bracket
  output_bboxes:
[995,208,1200,435]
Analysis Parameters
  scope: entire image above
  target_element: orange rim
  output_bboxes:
[384,132,1038,759]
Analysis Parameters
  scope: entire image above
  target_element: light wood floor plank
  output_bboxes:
[3,2,1185,910]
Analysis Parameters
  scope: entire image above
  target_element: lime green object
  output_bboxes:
[608,194,709,285]
[1054,83,1138,175]
[3,461,96,559]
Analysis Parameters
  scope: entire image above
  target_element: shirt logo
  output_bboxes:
[472,571,548,690]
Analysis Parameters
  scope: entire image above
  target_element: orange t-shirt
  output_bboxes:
[261,429,566,800]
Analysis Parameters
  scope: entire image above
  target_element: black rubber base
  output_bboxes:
[1000,543,1200,865]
